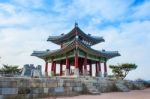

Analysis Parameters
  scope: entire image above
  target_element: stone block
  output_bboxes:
[32,88,43,94]
[133,82,145,90]
[48,88,54,93]
[0,81,17,88]
[54,87,64,93]
[0,88,1,95]
[115,83,130,92]
[73,87,82,92]
[57,82,64,87]
[44,88,48,93]
[18,87,31,94]
[46,79,56,83]
[0,95,3,99]
[31,94,38,99]
[42,83,46,87]
[18,79,29,87]
[75,82,82,87]
[47,82,57,88]
[1,88,18,95]
[65,82,71,86]
[64,86,72,92]
[1,95,18,99]
[78,82,82,86]
[125,81,134,89]
[73,82,77,87]
[71,82,76,87]
[93,83,99,86]
[31,82,43,88]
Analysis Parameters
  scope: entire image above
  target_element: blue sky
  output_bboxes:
[0,0,150,80]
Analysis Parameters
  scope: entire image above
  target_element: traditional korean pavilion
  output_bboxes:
[31,23,120,77]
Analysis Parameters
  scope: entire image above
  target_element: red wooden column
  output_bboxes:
[89,62,92,76]
[78,58,81,75]
[95,62,98,76]
[53,62,56,76]
[98,62,102,77]
[104,61,108,77]
[78,58,84,75]
[69,62,71,74]
[61,44,63,48]
[79,58,83,75]
[51,60,54,76]
[65,56,69,75]
[75,53,79,76]
[84,56,87,76]
[45,61,48,77]
[75,54,78,68]
[60,61,63,76]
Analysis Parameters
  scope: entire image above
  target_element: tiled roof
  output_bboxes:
[47,26,104,45]
[31,38,120,59]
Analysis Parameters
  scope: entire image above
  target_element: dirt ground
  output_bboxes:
[53,88,150,99]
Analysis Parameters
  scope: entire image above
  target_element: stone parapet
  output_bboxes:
[0,77,83,99]
[0,77,145,99]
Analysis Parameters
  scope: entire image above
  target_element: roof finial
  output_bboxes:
[75,22,78,27]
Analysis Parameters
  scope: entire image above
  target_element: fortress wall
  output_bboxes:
[0,77,145,99]
[0,77,83,99]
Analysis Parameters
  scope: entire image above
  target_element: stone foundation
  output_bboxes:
[0,77,83,99]
[0,77,145,99]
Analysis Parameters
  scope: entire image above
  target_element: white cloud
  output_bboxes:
[0,26,60,72]
[0,3,16,14]
[0,3,33,26]
[72,0,134,21]
[132,0,150,20]
[12,0,44,8]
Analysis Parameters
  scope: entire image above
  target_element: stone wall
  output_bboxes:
[0,77,83,99]
[99,79,116,92]
[0,77,145,99]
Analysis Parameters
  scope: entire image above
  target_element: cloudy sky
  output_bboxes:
[0,0,150,80]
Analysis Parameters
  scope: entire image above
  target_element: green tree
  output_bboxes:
[0,64,22,74]
[109,63,137,80]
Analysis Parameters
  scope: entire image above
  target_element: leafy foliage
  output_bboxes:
[0,64,22,74]
[109,63,137,80]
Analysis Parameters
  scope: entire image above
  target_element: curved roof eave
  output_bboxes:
[100,51,121,59]
[77,40,120,59]
[33,39,120,60]
[47,26,105,45]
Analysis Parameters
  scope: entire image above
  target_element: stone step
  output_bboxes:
[88,91,100,95]
[115,83,130,92]
[85,84,100,95]
[133,82,145,90]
